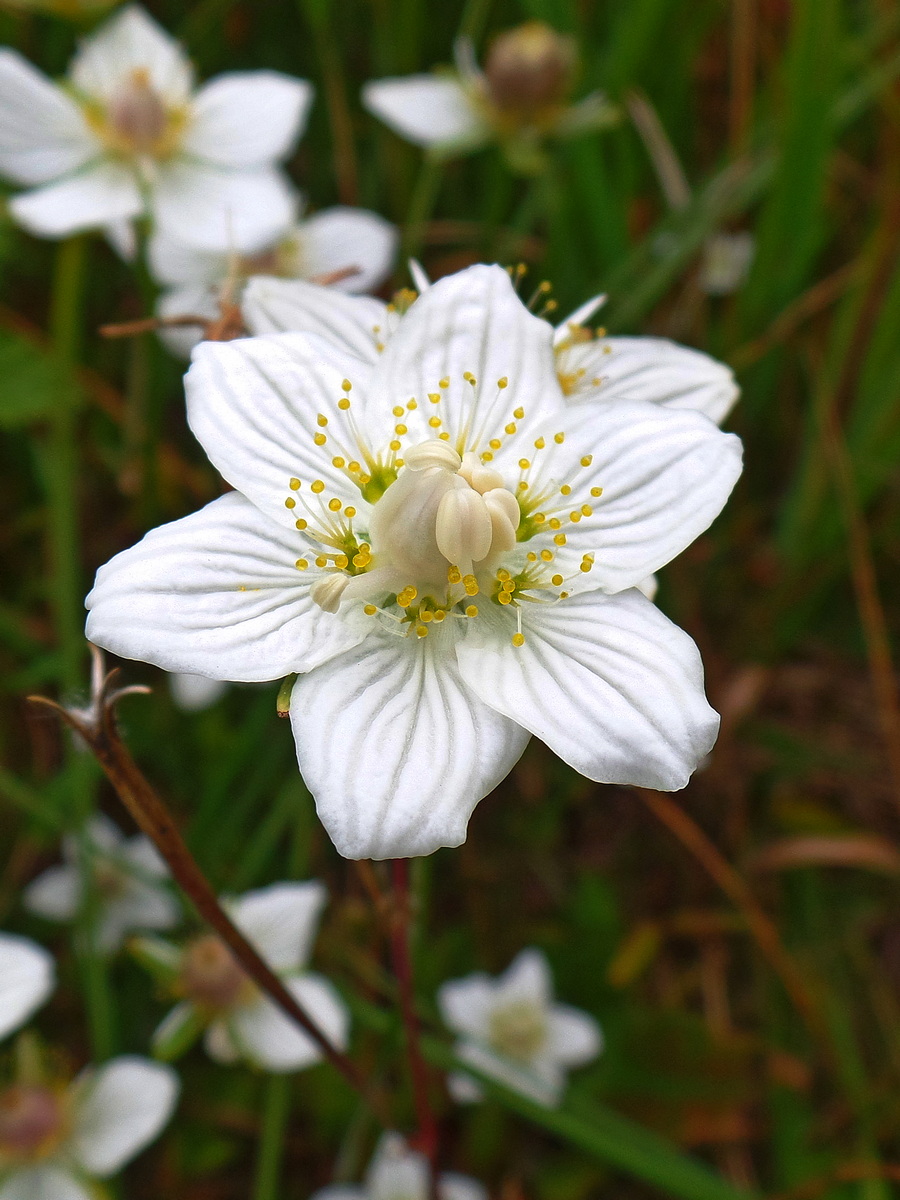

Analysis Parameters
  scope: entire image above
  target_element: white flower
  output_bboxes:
[86,263,742,860]
[150,204,397,358]
[363,23,615,172]
[23,814,180,953]
[311,1132,486,1200]
[168,671,229,711]
[438,948,600,1107]
[698,231,755,297]
[0,1056,178,1199]
[0,935,54,1042]
[0,5,311,249]
[150,882,349,1073]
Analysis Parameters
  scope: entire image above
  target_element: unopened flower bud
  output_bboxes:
[109,68,168,153]
[484,22,577,116]
[0,1085,64,1160]
[179,935,248,1011]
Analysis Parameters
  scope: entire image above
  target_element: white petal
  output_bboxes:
[84,813,125,853]
[69,5,193,105]
[204,1018,240,1062]
[441,1175,488,1200]
[447,1071,484,1103]
[67,1056,179,1176]
[299,207,397,293]
[230,972,348,1072]
[0,50,96,185]
[637,573,658,601]
[105,218,137,261]
[496,948,552,1008]
[169,670,229,710]
[9,162,143,238]
[290,622,530,859]
[242,277,386,361]
[229,881,325,972]
[22,865,81,922]
[456,588,719,791]
[560,336,739,425]
[552,295,606,346]
[366,1133,430,1200]
[152,161,295,254]
[185,333,374,528]
[546,1005,603,1066]
[369,263,564,450]
[86,491,364,680]
[362,76,485,150]
[108,883,179,934]
[455,1039,562,1107]
[156,283,221,359]
[184,72,313,167]
[436,974,494,1040]
[511,399,742,593]
[0,933,55,1039]
[0,1167,91,1200]
[148,230,228,286]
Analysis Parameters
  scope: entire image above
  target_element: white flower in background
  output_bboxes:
[86,264,742,860]
[168,671,229,712]
[311,1132,487,1200]
[363,22,616,172]
[0,1056,178,1199]
[698,231,755,296]
[149,882,349,1073]
[0,4,311,249]
[23,814,180,953]
[438,948,601,1107]
[0,935,54,1042]
[150,205,397,358]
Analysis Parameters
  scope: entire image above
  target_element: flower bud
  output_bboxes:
[179,935,248,1011]
[484,22,577,116]
[0,1085,64,1160]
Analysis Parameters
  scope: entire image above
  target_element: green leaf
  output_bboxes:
[0,328,83,428]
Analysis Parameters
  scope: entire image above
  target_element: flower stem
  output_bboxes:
[389,858,439,1198]
[252,1075,292,1200]
[401,155,444,265]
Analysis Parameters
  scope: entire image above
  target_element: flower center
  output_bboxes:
[93,857,130,901]
[0,1086,66,1164]
[481,22,577,131]
[488,999,547,1062]
[178,934,254,1013]
[87,67,186,160]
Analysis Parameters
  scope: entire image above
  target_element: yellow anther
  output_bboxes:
[498,377,508,389]
[285,498,296,509]
[295,518,307,530]
[465,605,478,617]
[549,517,561,529]
[315,556,327,567]
[555,533,568,545]
[348,461,361,473]
[364,604,377,615]
[498,592,512,605]
[540,549,554,561]
[416,624,428,638]
[526,551,538,562]
[313,432,327,446]
[317,414,328,427]
[489,438,502,450]
[334,554,349,569]
[328,498,342,512]
[289,478,301,490]
[554,432,565,444]
[390,440,401,451]
[513,406,524,419]
[332,456,346,468]
[428,416,442,428]
[440,377,450,389]
[338,398,351,410]
[311,480,325,494]
[406,587,418,601]
[560,484,572,496]
[580,556,594,573]
[463,574,479,596]
[505,423,517,435]
[448,566,462,584]
[296,558,308,569]
[533,513,546,524]
[433,610,446,622]
[569,512,581,523]
[501,580,515,594]
[395,424,408,435]
[463,371,476,385]
[560,591,570,599]
[591,486,603,497]
[345,506,356,518]
[407,398,418,410]
[512,632,526,648]
[438,432,450,441]
[342,379,352,391]
[393,406,404,418]
[482,451,493,461]
[352,553,369,568]
[519,458,531,470]
[428,392,441,404]
[580,454,593,467]
[551,573,563,586]
[497,569,510,581]
[534,437,545,449]
[581,504,592,517]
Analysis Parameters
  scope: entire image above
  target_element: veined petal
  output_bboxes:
[185,334,375,528]
[67,1056,179,1176]
[456,588,719,791]
[229,972,348,1072]
[559,335,739,425]
[156,283,221,359]
[509,399,742,593]
[0,51,96,185]
[22,865,81,921]
[289,622,530,859]
[152,161,295,254]
[299,207,398,293]
[229,881,326,972]
[0,1167,91,1200]
[369,263,564,451]
[184,72,313,167]
[242,277,387,361]
[0,933,55,1039]
[69,5,193,105]
[85,492,364,680]
[547,1005,603,1066]
[9,162,143,238]
[362,75,485,150]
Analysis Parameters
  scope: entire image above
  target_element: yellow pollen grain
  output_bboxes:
[591,486,603,497]
[465,605,478,617]
[328,497,342,512]
[295,518,307,530]
[311,480,325,494]
[581,455,593,467]
[317,414,328,427]
[551,573,563,586]
[296,558,308,569]
[512,632,525,647]
[554,432,565,444]
[513,406,524,419]
[555,533,567,545]
[540,549,554,561]
[285,498,296,509]
[364,604,377,615]
[289,478,301,490]
[338,398,351,411]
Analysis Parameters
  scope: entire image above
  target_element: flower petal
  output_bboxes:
[0,933,55,1039]
[552,295,606,345]
[68,1056,179,1177]
[169,671,229,710]
[546,1005,603,1066]
[454,1039,563,1107]
[290,622,530,859]
[229,972,348,1072]
[496,948,552,1008]
[148,230,227,286]
[229,881,326,972]
[437,974,494,1040]
[69,5,193,105]
[152,161,295,254]
[559,335,739,425]
[242,277,386,361]
[456,588,719,790]
[156,282,221,359]
[9,162,143,238]
[442,1174,489,1200]
[184,72,313,167]
[185,334,374,528]
[366,1134,430,1200]
[0,1167,91,1200]
[369,263,564,450]
[362,76,485,150]
[85,491,364,680]
[0,50,96,185]
[298,207,397,293]
[509,399,742,593]
[22,865,80,922]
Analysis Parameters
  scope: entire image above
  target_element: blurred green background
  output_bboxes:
[2,0,900,1197]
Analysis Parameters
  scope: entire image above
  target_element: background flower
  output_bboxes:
[0,934,55,1041]
[311,1132,487,1200]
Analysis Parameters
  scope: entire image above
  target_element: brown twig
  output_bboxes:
[28,646,386,1120]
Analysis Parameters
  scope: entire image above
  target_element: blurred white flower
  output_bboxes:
[86,263,741,860]
[0,4,311,249]
[24,814,180,953]
[438,948,601,1107]
[150,205,397,358]
[168,671,229,712]
[311,1132,487,1200]
[150,882,349,1073]
[698,231,755,297]
[0,934,55,1042]
[0,1056,178,1199]
[363,22,616,172]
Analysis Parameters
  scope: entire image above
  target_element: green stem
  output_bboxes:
[252,1075,292,1200]
[401,155,444,264]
